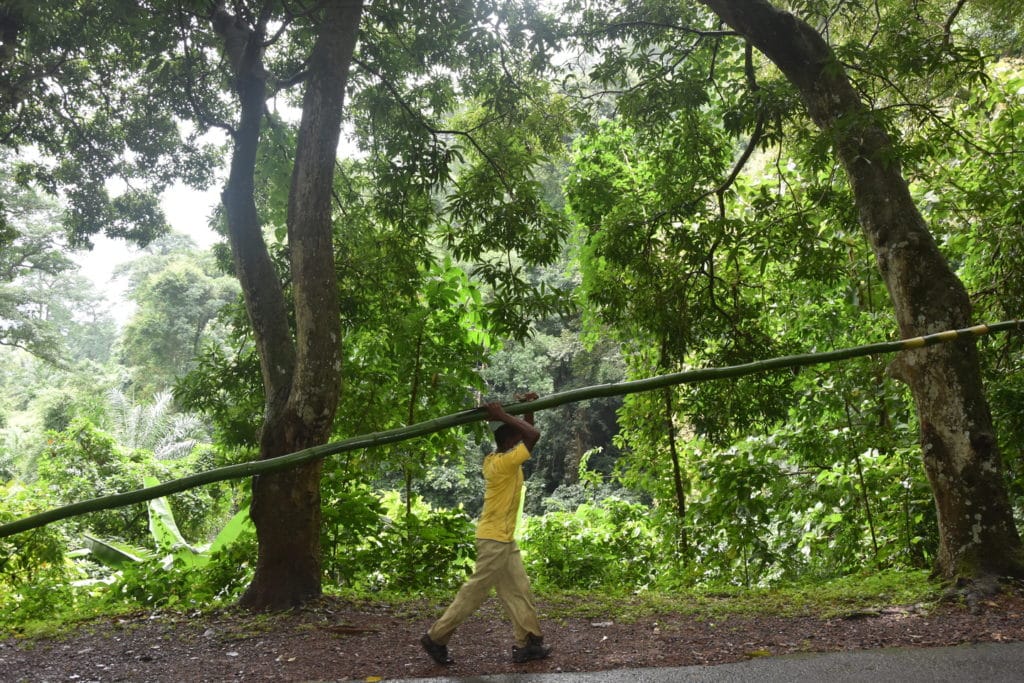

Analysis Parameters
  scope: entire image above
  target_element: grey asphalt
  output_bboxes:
[396,641,1024,682]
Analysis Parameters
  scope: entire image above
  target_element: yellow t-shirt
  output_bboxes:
[475,442,530,542]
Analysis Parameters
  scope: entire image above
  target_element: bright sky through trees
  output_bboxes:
[71,183,220,326]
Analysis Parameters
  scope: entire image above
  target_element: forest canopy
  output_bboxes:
[0,0,1022,621]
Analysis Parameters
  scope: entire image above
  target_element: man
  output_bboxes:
[420,394,552,665]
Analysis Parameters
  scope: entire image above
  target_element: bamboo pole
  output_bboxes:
[1,320,1020,539]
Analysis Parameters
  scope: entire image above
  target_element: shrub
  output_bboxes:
[520,498,661,590]
[31,419,152,543]
[111,529,255,608]
[81,476,256,610]
[322,488,476,592]
[361,491,476,592]
[0,482,82,626]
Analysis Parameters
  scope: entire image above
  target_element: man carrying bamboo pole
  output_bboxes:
[420,393,552,665]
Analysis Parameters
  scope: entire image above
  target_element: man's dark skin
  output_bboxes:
[489,392,540,453]
[420,391,551,665]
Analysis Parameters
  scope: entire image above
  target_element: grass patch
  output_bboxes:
[3,569,943,640]
[6,605,156,640]
[325,586,455,620]
[534,569,940,622]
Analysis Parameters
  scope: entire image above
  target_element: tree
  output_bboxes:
[0,159,114,365]
[563,46,799,563]
[0,163,72,362]
[4,0,570,608]
[203,0,359,609]
[184,0,572,608]
[118,235,239,396]
[563,0,1022,583]
[700,0,1022,586]
[0,2,216,246]
[913,63,1024,526]
[105,388,206,461]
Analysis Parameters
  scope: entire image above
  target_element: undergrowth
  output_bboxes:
[533,569,939,623]
[4,568,942,642]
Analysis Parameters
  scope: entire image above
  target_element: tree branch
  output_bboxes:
[714,42,765,200]
[353,56,518,195]
[598,21,739,39]
[943,0,969,48]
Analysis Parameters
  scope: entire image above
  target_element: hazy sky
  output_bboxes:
[73,182,220,325]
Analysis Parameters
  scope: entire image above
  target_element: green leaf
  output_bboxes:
[82,533,151,569]
[144,475,201,565]
[207,504,254,556]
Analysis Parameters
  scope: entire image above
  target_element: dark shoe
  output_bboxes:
[420,633,454,665]
[512,634,552,663]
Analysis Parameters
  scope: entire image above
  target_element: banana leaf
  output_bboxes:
[206,503,253,556]
[82,533,152,569]
[144,475,203,567]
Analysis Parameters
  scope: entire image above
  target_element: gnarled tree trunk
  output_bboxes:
[215,0,364,610]
[701,0,1023,581]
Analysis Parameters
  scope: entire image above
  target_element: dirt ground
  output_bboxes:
[2,588,1023,682]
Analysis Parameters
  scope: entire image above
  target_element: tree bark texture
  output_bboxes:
[700,0,1023,580]
[215,0,364,610]
[214,4,295,402]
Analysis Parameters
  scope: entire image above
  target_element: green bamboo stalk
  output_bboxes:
[1,320,1020,539]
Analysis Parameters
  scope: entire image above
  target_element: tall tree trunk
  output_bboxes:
[701,0,1024,581]
[663,387,688,557]
[215,0,364,610]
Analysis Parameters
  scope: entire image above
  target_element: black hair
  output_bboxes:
[493,424,520,450]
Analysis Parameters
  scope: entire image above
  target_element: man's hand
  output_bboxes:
[513,391,539,426]
[483,399,540,451]
[484,401,508,421]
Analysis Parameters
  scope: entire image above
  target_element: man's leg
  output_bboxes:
[493,542,543,647]
[427,540,508,646]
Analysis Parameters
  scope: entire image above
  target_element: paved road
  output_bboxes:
[397,641,1024,682]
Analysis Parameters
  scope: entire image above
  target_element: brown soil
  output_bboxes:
[2,589,1023,682]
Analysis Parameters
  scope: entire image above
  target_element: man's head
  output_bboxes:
[491,422,520,452]
[483,398,540,453]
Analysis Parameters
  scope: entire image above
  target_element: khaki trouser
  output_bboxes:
[428,539,542,648]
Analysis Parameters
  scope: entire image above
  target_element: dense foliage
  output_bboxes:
[2,0,1024,625]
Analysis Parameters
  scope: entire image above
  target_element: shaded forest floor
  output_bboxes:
[2,586,1023,681]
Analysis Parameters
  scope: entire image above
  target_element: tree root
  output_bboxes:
[940,575,1018,614]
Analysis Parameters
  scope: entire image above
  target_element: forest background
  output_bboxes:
[1,0,1024,627]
